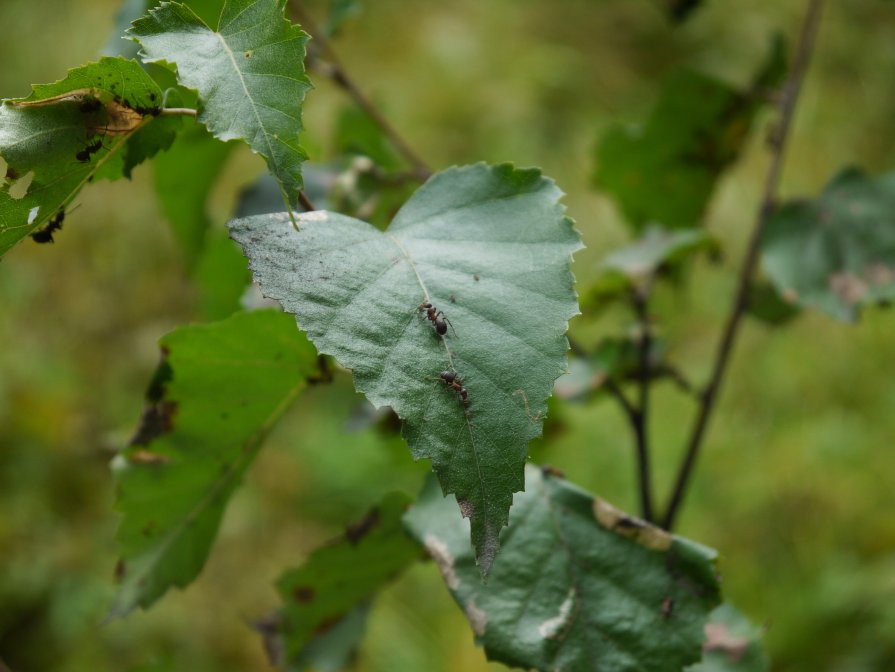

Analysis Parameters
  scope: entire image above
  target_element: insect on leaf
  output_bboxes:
[229,163,583,573]
[0,57,166,257]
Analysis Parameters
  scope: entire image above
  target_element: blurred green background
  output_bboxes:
[1,0,894,670]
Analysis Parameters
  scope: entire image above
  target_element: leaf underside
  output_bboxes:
[111,309,319,616]
[229,163,583,573]
[761,167,895,322]
[405,465,722,672]
[129,0,311,208]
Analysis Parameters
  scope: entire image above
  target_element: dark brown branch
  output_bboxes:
[298,190,317,211]
[290,2,432,178]
[660,0,825,530]
[632,289,655,522]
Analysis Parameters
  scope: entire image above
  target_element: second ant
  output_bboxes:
[439,370,470,409]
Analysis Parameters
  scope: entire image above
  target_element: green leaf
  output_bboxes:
[276,493,421,664]
[665,0,705,22]
[286,603,371,672]
[404,465,722,672]
[594,38,786,231]
[324,0,363,37]
[335,104,400,170]
[236,165,336,218]
[0,57,166,256]
[745,280,800,326]
[111,309,320,616]
[688,604,769,672]
[583,227,716,311]
[193,229,252,320]
[229,163,583,573]
[554,337,671,401]
[130,0,312,209]
[102,0,226,57]
[760,168,895,322]
[103,0,155,58]
[154,121,234,266]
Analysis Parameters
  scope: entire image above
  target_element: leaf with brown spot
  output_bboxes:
[687,604,769,672]
[0,57,172,257]
[762,168,895,321]
[275,493,422,666]
[405,465,722,672]
[111,309,319,617]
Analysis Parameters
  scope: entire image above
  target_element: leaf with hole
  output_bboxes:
[229,163,582,573]
[129,0,312,209]
[405,465,722,672]
[0,57,167,256]
[761,167,895,322]
[111,309,320,616]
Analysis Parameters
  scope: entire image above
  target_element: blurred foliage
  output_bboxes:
[593,37,785,232]
[1,0,895,671]
[761,167,895,322]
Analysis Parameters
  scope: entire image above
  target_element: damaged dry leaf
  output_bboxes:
[405,465,722,672]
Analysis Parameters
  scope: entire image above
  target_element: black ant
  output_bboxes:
[418,301,455,337]
[76,138,104,163]
[439,370,470,408]
[31,209,65,244]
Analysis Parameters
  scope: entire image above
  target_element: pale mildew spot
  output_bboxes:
[864,263,895,287]
[593,498,672,551]
[829,272,867,305]
[703,622,750,662]
[300,211,328,222]
[782,287,799,303]
[538,587,576,640]
[8,171,34,200]
[465,598,487,636]
[424,534,459,589]
[458,499,474,518]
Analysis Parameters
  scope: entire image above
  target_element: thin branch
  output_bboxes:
[298,190,317,211]
[605,380,637,424]
[655,364,698,399]
[290,1,433,178]
[660,0,825,531]
[631,288,655,522]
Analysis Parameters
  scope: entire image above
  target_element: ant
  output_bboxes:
[76,138,104,163]
[439,370,470,408]
[418,301,455,337]
[31,209,65,244]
